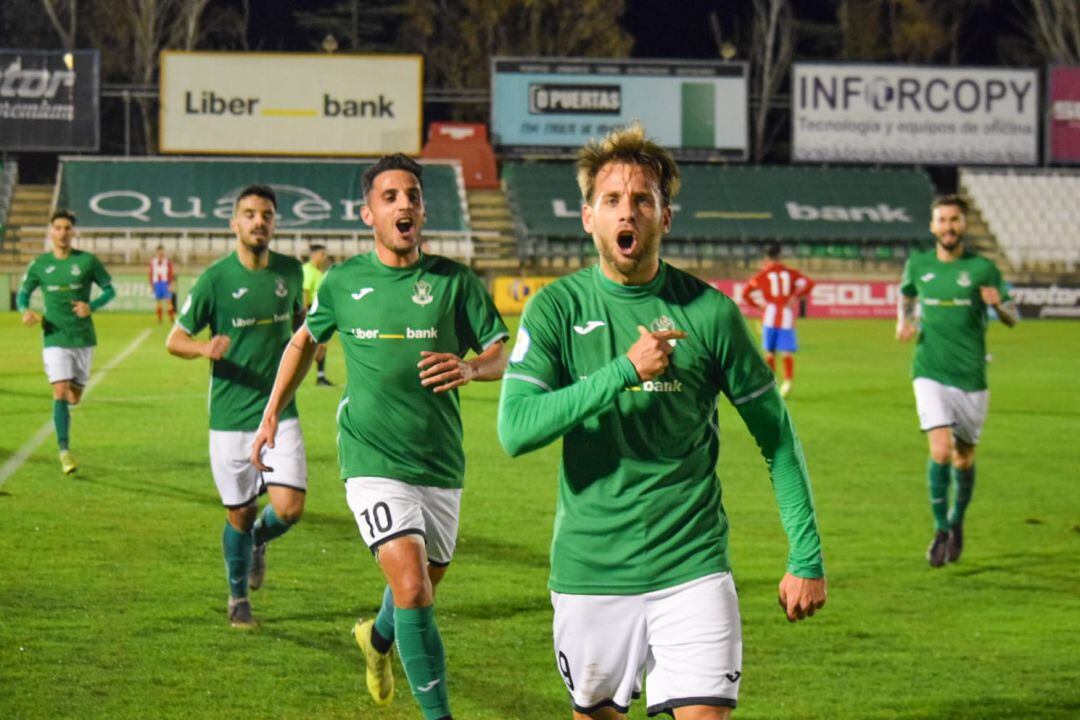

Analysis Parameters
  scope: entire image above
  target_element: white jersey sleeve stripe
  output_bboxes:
[504,373,553,392]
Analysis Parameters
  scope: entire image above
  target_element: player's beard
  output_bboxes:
[936,232,963,254]
[596,232,660,284]
[241,229,271,255]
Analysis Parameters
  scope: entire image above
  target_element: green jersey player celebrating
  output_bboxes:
[497,124,826,720]
[166,185,307,628]
[897,195,1016,568]
[17,210,115,475]
[252,154,508,720]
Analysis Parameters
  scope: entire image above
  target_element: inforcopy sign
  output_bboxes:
[793,63,1038,165]
[1048,66,1080,164]
[0,49,99,151]
[160,52,422,156]
[492,58,748,160]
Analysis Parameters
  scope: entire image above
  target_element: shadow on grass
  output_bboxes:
[455,534,549,569]
[81,475,221,508]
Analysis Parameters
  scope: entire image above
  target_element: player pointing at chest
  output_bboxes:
[497,124,826,720]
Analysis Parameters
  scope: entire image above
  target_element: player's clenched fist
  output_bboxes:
[626,325,687,381]
[202,334,231,360]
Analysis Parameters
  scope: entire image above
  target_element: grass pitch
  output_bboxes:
[0,313,1077,719]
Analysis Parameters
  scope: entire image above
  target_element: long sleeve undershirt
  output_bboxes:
[498,365,824,578]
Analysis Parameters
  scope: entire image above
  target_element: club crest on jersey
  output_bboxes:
[957,271,971,288]
[71,265,81,276]
[412,280,434,306]
[274,276,288,298]
[650,315,679,346]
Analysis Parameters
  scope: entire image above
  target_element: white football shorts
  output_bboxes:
[551,572,742,717]
[43,346,93,387]
[345,476,461,566]
[210,417,308,507]
[913,377,989,446]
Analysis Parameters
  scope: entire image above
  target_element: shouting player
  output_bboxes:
[498,124,825,720]
[17,210,115,474]
[897,194,1016,567]
[252,154,507,720]
[166,185,308,627]
[743,242,814,398]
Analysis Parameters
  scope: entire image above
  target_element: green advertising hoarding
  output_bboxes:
[56,158,467,233]
[504,163,934,242]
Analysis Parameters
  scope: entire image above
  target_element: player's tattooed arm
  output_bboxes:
[980,286,1017,327]
[896,295,917,341]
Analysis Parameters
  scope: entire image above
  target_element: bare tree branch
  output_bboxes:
[40,0,77,50]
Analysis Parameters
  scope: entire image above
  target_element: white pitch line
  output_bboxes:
[0,329,153,487]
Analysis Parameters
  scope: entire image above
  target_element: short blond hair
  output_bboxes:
[576,123,681,206]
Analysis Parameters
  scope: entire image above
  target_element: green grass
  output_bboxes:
[1,313,1078,719]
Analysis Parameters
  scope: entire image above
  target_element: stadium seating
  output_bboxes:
[503,162,934,265]
[961,169,1080,271]
[420,123,500,189]
[53,158,474,265]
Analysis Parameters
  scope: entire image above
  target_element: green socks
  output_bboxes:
[53,400,70,450]
[252,505,293,546]
[373,585,395,650]
[927,459,951,532]
[222,521,253,598]
[948,465,976,527]
[396,605,451,720]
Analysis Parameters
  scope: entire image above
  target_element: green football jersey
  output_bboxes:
[305,251,508,489]
[20,250,112,348]
[900,250,1009,392]
[177,251,304,432]
[504,263,815,594]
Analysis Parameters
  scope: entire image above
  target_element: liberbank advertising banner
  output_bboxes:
[491,57,748,159]
[793,63,1038,165]
[159,52,422,156]
[55,157,466,232]
[1048,66,1080,164]
[0,49,99,151]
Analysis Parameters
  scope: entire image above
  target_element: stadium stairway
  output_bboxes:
[959,201,1013,273]
[468,189,521,273]
[2,184,52,263]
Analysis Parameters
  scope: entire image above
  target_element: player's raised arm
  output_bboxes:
[498,321,684,457]
[980,286,1018,328]
[166,325,231,360]
[419,339,507,393]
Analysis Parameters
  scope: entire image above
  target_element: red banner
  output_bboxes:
[711,279,899,319]
[1049,66,1080,164]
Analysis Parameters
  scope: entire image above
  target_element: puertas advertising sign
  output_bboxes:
[491,57,748,160]
[793,63,1038,165]
[160,52,422,156]
[55,157,466,233]
[0,49,99,151]
[1048,66,1080,164]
